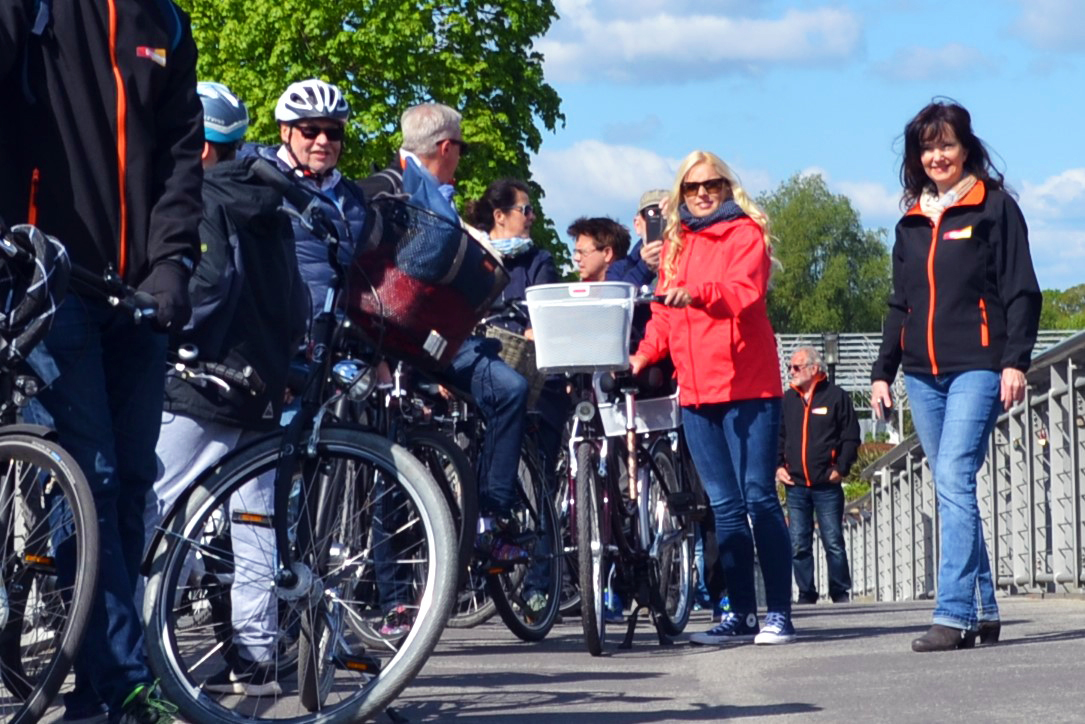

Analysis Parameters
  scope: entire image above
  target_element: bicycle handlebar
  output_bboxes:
[250,158,340,244]
[68,265,158,323]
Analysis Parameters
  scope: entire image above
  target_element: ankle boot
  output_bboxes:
[911,624,977,652]
[978,620,1001,644]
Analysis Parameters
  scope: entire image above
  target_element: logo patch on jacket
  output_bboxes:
[136,47,168,67]
[943,226,972,240]
[812,407,829,415]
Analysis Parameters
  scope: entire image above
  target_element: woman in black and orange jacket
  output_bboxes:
[871,99,1042,653]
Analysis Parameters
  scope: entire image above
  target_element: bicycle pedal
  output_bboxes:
[664,491,697,515]
[336,651,381,674]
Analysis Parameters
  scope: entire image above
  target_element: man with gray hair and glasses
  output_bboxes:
[358,102,540,610]
[776,345,860,604]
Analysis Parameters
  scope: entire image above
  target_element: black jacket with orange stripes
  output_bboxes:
[0,0,203,285]
[872,182,1042,382]
[778,376,860,487]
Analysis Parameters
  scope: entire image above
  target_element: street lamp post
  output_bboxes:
[822,332,839,386]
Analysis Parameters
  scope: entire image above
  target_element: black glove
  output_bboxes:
[137,258,192,332]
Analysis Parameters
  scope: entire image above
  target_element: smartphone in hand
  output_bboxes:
[643,205,664,242]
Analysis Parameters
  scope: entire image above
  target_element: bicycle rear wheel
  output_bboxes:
[144,426,456,723]
[0,433,98,724]
[646,439,694,637]
[487,441,561,642]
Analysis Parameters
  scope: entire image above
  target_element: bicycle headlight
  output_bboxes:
[332,359,375,401]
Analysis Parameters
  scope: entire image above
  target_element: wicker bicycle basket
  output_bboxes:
[481,325,546,408]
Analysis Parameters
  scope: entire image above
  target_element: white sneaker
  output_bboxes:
[754,611,796,645]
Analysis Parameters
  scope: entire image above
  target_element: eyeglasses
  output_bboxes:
[573,247,601,259]
[442,138,469,153]
[505,203,534,216]
[680,178,728,197]
[789,363,812,372]
[294,124,345,142]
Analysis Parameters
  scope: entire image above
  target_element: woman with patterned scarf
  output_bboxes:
[631,150,795,646]
[871,100,1041,652]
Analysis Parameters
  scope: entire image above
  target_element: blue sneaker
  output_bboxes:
[604,591,624,623]
[689,611,759,645]
[754,611,796,645]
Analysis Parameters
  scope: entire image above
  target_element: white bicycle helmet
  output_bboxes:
[275,79,350,123]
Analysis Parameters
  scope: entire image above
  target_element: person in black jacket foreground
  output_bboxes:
[871,99,1042,653]
[144,82,306,696]
[2,1,203,720]
[777,346,859,605]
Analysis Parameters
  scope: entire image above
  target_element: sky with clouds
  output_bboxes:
[528,0,1085,291]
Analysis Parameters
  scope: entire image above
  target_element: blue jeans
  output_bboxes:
[25,295,165,714]
[905,370,1001,631]
[682,399,792,615]
[441,336,529,516]
[787,483,851,601]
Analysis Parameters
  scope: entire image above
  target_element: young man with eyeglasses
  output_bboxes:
[776,346,860,605]
[569,216,631,282]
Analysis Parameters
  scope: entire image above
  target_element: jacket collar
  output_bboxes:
[790,372,828,400]
[905,179,987,218]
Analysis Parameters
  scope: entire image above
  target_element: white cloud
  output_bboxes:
[834,180,902,225]
[1012,0,1085,52]
[1019,169,1085,220]
[873,43,998,82]
[1025,226,1085,290]
[539,4,862,84]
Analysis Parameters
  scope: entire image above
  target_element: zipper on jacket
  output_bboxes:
[925,221,940,374]
[108,0,130,277]
[800,396,812,486]
[979,298,989,347]
[27,168,40,225]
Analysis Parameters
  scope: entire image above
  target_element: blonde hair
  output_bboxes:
[661,150,776,283]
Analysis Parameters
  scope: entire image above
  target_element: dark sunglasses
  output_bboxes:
[443,137,469,153]
[680,178,727,197]
[790,364,811,372]
[294,124,345,142]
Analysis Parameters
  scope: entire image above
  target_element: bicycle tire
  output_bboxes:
[143,426,456,723]
[554,469,581,617]
[487,440,562,642]
[574,441,607,657]
[404,429,478,587]
[646,439,694,637]
[0,433,98,724]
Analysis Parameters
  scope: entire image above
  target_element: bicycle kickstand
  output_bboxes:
[620,604,644,649]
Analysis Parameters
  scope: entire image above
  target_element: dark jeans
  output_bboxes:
[441,336,529,516]
[25,295,165,714]
[682,398,792,616]
[787,483,851,601]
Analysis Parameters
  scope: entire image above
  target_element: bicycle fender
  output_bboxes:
[0,423,59,441]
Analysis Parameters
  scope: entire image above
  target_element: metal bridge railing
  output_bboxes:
[832,331,1085,601]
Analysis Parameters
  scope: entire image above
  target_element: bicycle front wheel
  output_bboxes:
[0,433,98,724]
[144,426,456,723]
[574,441,608,656]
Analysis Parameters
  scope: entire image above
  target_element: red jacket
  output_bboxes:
[635,215,782,406]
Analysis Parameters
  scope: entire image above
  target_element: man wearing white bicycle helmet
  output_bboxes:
[247,78,367,327]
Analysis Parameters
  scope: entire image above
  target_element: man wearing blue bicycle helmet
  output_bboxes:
[146,81,306,697]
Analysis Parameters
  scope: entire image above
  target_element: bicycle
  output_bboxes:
[140,164,460,722]
[0,225,100,723]
[527,281,697,656]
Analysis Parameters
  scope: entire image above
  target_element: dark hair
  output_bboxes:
[466,178,531,232]
[207,140,239,163]
[567,217,631,259]
[900,98,1004,208]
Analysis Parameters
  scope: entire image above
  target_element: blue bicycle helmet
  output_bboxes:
[197,81,249,144]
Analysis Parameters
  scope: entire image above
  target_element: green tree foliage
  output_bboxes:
[758,174,891,333]
[178,0,567,263]
[1038,284,1085,330]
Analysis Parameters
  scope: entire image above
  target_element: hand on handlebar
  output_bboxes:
[629,354,648,376]
[137,259,190,332]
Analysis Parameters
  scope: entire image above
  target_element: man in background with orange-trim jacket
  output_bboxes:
[1,0,203,721]
[776,346,860,605]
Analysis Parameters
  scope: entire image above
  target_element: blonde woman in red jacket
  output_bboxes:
[631,150,794,645]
